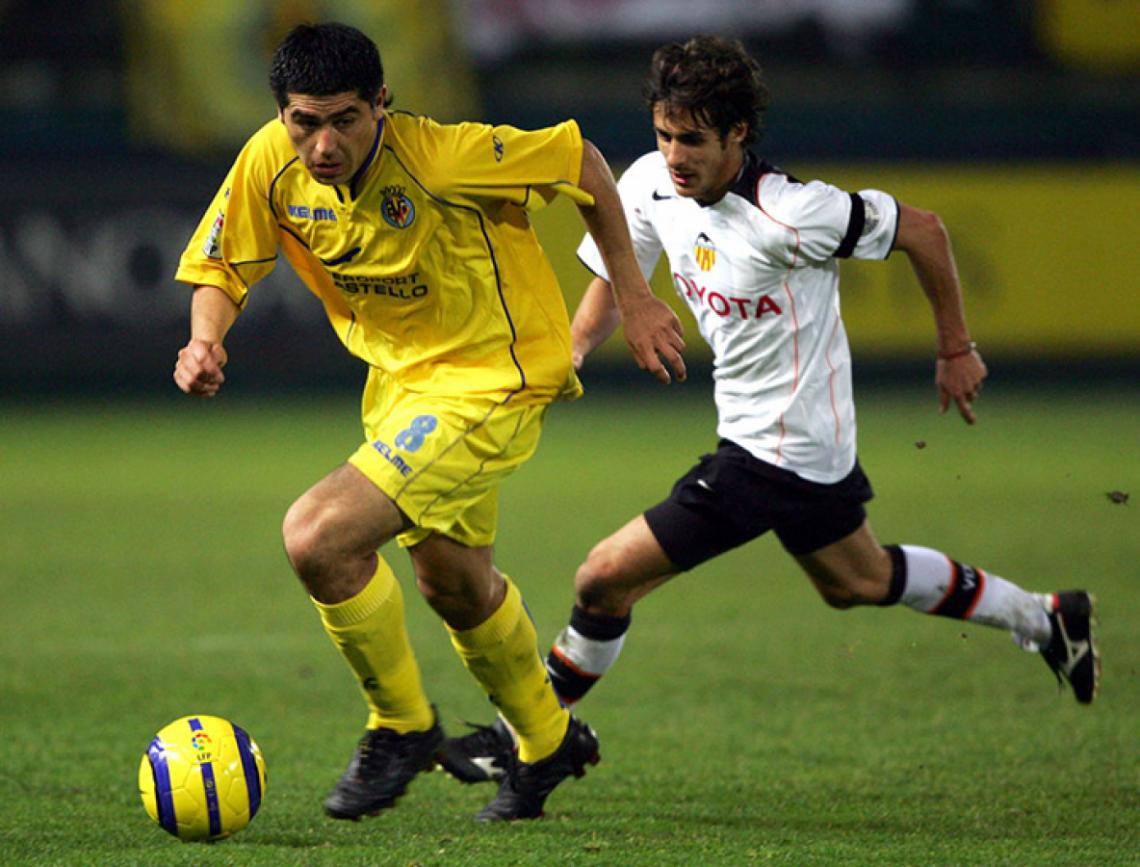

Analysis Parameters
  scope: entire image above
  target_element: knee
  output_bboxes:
[574,542,630,613]
[282,496,338,579]
[815,583,861,610]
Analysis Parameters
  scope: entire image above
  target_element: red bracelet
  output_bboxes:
[938,341,977,360]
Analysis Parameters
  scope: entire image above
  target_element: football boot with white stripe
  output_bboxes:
[476,716,600,821]
[438,717,515,784]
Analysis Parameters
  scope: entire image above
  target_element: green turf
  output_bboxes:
[1,384,1136,865]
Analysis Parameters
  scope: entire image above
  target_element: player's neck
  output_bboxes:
[697,149,747,207]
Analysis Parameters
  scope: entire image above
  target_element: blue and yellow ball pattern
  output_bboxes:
[138,715,267,841]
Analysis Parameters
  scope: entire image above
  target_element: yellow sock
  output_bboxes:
[447,576,569,763]
[312,557,434,733]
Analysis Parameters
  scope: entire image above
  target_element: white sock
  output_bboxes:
[544,607,631,708]
[898,544,1051,644]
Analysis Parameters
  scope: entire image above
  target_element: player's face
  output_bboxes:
[653,104,747,204]
[279,89,384,185]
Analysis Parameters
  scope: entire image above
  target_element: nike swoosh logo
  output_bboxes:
[652,190,675,201]
[696,479,713,491]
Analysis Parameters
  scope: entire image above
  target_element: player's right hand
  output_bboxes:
[174,339,228,397]
[620,295,687,385]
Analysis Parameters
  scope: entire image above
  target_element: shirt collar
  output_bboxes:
[346,115,385,200]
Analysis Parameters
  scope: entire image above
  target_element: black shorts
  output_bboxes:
[643,439,874,569]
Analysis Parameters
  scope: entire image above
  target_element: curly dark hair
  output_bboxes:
[269,22,391,109]
[643,35,770,145]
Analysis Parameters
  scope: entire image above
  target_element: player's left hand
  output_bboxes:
[936,350,987,424]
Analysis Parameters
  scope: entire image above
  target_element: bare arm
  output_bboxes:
[570,276,622,369]
[172,284,240,397]
[894,202,987,424]
[575,139,685,384]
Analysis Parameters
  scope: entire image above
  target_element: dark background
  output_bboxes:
[1,0,1136,395]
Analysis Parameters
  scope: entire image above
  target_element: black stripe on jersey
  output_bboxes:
[729,151,766,206]
[834,193,865,259]
[347,122,383,201]
[277,223,310,250]
[887,195,901,255]
[229,255,279,291]
[729,151,797,207]
[382,145,527,396]
[267,156,301,220]
[320,247,362,267]
[577,253,605,281]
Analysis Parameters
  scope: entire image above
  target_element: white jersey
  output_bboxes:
[578,151,899,484]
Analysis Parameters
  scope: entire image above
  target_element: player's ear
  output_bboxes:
[729,121,748,147]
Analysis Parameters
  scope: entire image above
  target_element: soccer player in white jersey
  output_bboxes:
[439,34,1100,785]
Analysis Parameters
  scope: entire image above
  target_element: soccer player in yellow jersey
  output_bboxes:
[172,22,686,823]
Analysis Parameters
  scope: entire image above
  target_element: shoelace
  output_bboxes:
[355,729,422,772]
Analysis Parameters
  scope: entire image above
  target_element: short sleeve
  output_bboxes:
[445,119,592,210]
[847,189,899,260]
[175,124,282,307]
[759,175,900,265]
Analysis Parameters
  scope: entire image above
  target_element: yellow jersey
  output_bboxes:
[176,111,590,402]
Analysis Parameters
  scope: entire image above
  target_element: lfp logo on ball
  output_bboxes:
[190,729,214,763]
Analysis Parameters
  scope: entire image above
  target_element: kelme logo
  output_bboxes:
[381,186,416,229]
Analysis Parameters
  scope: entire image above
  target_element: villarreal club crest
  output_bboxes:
[381,185,416,229]
[139,715,267,842]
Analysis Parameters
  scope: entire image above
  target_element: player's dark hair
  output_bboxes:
[269,22,391,109]
[643,35,769,145]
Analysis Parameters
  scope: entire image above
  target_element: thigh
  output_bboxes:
[348,379,546,549]
[289,462,409,552]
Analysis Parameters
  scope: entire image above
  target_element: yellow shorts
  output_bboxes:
[347,371,548,549]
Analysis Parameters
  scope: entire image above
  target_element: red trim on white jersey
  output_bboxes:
[576,150,898,483]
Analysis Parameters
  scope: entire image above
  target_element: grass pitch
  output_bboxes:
[0,383,1136,865]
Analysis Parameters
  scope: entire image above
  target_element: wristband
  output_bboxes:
[938,341,976,361]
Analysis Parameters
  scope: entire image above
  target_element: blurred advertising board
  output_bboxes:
[1037,0,1140,71]
[533,162,1140,358]
[0,160,1135,393]
[455,0,911,60]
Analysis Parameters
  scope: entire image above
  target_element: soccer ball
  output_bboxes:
[138,714,267,842]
